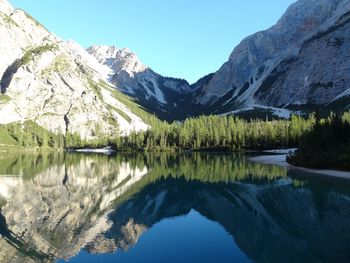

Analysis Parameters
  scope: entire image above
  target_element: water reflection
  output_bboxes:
[0,152,349,262]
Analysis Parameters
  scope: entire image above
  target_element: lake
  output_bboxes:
[0,152,349,263]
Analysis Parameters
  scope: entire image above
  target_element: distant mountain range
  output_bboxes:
[1,0,350,138]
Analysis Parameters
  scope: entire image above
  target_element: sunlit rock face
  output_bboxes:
[0,153,148,262]
[87,45,194,121]
[87,0,350,120]
[191,0,350,114]
[0,0,148,138]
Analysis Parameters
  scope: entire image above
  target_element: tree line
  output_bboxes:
[2,112,350,171]
[0,115,315,151]
[287,112,350,170]
[115,114,315,151]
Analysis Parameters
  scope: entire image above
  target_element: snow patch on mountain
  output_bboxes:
[223,105,294,119]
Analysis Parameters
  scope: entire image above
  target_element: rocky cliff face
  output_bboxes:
[87,45,194,121]
[0,0,148,138]
[255,5,350,109]
[191,0,350,116]
[86,0,350,120]
[2,0,350,127]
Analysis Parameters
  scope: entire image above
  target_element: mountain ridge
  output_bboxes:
[1,0,350,133]
[0,0,150,139]
[85,0,350,120]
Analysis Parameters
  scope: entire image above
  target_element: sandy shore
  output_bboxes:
[249,154,350,180]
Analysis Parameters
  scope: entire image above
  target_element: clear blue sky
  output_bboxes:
[9,0,295,83]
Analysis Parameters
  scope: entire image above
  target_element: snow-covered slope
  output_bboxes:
[0,0,148,138]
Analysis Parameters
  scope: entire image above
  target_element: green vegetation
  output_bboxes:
[0,120,117,151]
[0,121,65,150]
[88,79,104,101]
[20,44,58,66]
[108,104,132,123]
[99,80,160,126]
[0,114,314,152]
[3,15,19,27]
[0,197,6,208]
[288,112,350,170]
[2,107,349,172]
[41,54,71,76]
[115,114,314,152]
[0,94,10,103]
[0,125,18,145]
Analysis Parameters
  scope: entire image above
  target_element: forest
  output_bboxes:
[1,112,350,170]
[115,114,314,151]
[287,112,350,170]
[0,114,315,151]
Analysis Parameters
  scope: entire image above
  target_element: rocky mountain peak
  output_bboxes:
[0,0,13,15]
[0,6,149,139]
[228,0,344,63]
[191,0,350,114]
[272,0,343,37]
[87,45,147,77]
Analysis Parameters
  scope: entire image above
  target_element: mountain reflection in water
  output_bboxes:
[0,152,349,263]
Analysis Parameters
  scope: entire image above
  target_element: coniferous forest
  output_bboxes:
[0,113,314,151]
[287,112,350,170]
[116,114,314,151]
[1,112,350,170]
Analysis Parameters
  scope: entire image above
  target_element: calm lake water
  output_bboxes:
[0,152,350,263]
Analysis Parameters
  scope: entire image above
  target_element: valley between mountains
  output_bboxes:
[0,0,350,149]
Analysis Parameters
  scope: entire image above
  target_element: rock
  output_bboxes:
[192,0,350,115]
[0,0,148,139]
[87,45,194,121]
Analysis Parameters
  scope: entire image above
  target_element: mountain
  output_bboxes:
[87,45,195,121]
[191,0,350,117]
[1,0,350,132]
[88,0,350,120]
[0,0,148,139]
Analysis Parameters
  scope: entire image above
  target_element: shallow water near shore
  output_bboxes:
[0,152,349,263]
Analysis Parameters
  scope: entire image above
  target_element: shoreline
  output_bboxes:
[69,147,115,154]
[249,154,350,180]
